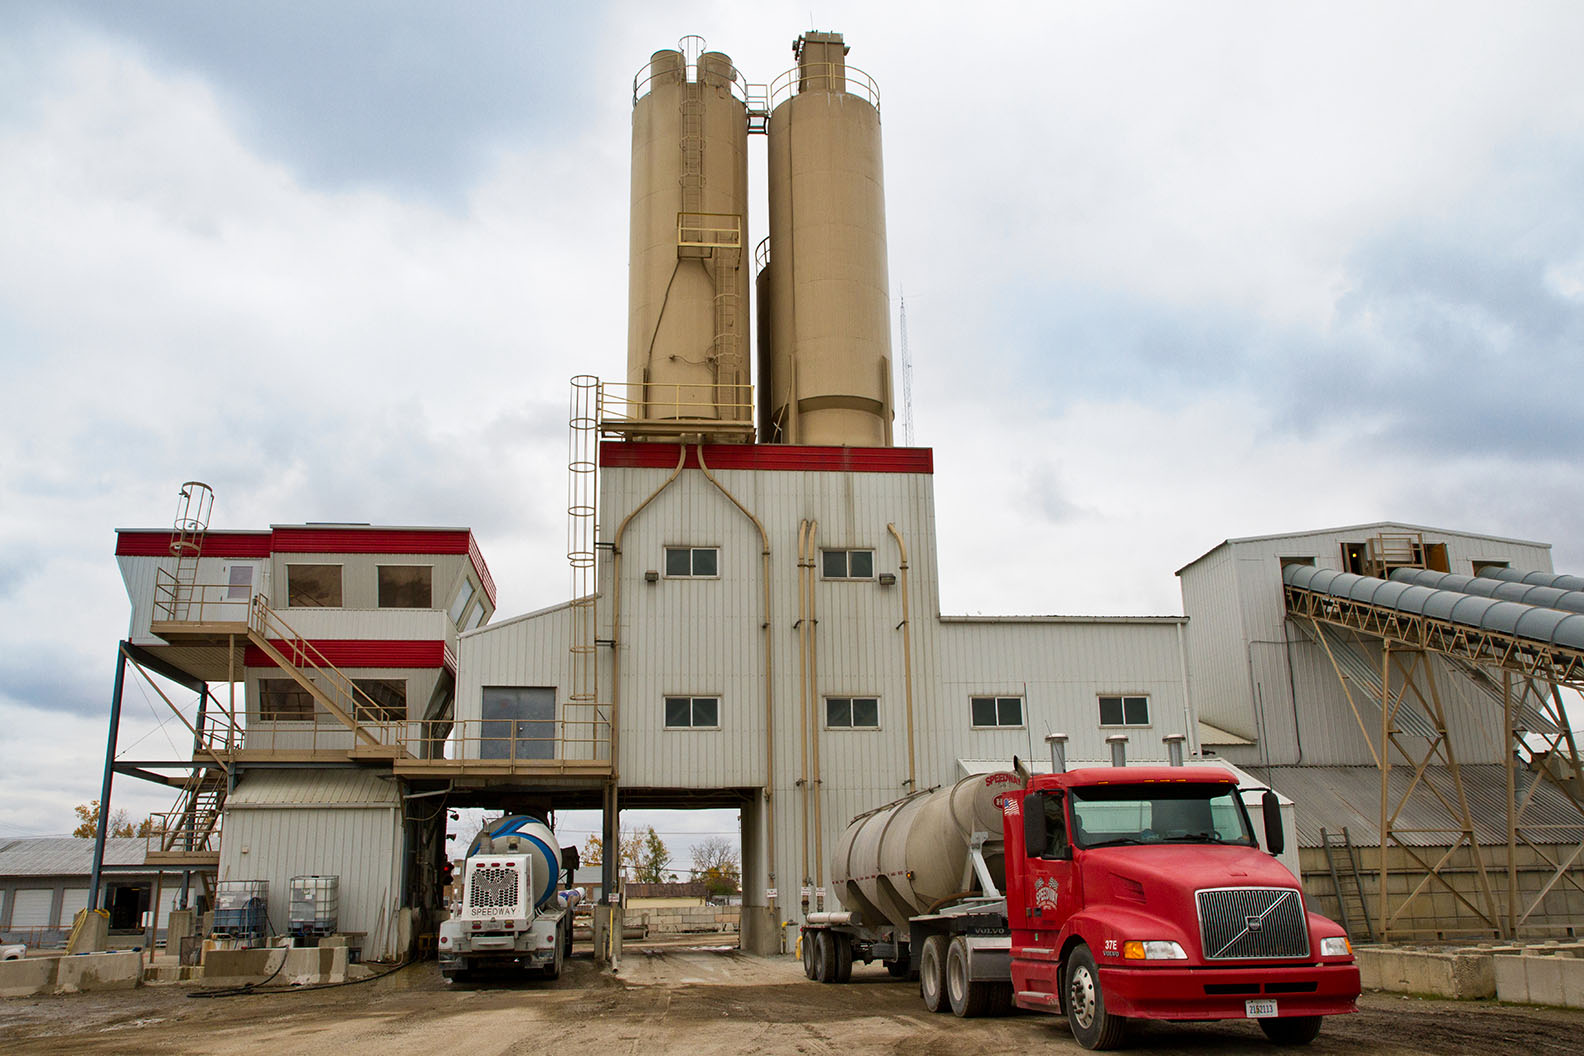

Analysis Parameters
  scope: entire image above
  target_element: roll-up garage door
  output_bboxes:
[59,888,89,925]
[10,889,54,927]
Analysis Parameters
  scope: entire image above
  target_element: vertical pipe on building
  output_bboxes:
[1164,734,1186,767]
[886,524,916,791]
[694,446,777,924]
[1107,734,1128,769]
[796,520,811,901]
[1175,621,1198,759]
[606,444,689,907]
[1045,733,1069,775]
[90,643,130,911]
[808,520,825,907]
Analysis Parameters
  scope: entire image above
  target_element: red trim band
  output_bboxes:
[245,639,451,671]
[598,442,933,474]
[115,527,497,607]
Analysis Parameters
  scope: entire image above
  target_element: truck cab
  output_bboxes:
[1004,767,1360,1048]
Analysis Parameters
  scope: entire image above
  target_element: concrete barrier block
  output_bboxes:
[201,948,285,988]
[55,951,142,993]
[0,956,58,998]
[1526,956,1566,1007]
[283,946,346,985]
[1494,954,1529,1003]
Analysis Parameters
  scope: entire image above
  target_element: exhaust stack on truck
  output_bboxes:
[802,764,1360,1050]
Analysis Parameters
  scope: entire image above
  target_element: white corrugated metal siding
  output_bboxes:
[220,769,404,959]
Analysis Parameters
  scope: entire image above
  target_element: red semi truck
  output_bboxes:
[801,761,1360,1049]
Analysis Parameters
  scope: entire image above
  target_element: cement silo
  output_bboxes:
[628,40,751,424]
[762,32,894,446]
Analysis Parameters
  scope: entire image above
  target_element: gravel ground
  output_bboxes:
[2,940,1581,1056]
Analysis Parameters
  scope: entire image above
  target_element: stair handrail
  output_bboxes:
[247,596,407,751]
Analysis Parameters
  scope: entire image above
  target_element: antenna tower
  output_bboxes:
[899,291,915,446]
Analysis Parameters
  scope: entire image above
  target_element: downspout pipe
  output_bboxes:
[605,442,688,901]
[887,524,917,792]
[796,520,812,901]
[695,445,777,926]
[808,519,824,908]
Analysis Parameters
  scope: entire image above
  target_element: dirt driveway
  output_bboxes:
[2,940,1581,1056]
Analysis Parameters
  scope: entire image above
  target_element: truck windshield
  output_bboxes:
[1068,783,1255,849]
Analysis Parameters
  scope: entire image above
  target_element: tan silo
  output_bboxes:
[627,40,751,425]
[764,31,893,446]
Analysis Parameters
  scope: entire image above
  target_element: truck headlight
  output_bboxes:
[1123,940,1187,960]
[1320,937,1351,957]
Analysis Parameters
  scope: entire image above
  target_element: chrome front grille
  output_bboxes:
[1197,887,1309,960]
[467,866,521,914]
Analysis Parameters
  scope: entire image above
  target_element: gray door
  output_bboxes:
[480,687,556,760]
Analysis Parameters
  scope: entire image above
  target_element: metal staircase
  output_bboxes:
[1320,827,1375,942]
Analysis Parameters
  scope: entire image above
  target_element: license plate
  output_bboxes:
[1245,999,1278,1018]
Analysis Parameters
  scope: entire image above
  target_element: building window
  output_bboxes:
[448,579,476,626]
[286,564,342,607]
[353,679,406,722]
[665,546,719,577]
[826,696,879,729]
[378,565,432,608]
[464,604,489,631]
[259,678,315,721]
[1099,694,1150,727]
[665,696,720,729]
[225,564,254,601]
[971,695,1024,728]
[821,549,875,580]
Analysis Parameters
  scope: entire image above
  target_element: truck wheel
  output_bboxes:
[1065,945,1126,1050]
[814,930,839,983]
[946,936,995,1018]
[564,923,574,959]
[919,933,951,1013]
[544,941,562,980]
[832,933,853,983]
[1259,1016,1323,1045]
[802,932,818,980]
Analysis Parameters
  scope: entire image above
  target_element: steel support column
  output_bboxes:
[89,643,130,912]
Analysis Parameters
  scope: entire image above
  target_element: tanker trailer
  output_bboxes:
[801,771,1020,988]
[438,815,581,981]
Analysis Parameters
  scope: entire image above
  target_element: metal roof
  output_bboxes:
[1177,521,1551,576]
[1258,764,1584,849]
[0,837,148,877]
[226,768,400,808]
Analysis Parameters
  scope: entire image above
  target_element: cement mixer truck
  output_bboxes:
[438,815,580,981]
[801,763,1359,1049]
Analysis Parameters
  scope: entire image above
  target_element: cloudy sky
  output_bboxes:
[3,1,1582,856]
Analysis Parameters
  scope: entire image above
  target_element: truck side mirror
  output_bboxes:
[1262,791,1284,856]
[1023,793,1049,857]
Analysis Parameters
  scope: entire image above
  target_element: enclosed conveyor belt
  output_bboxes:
[1389,568,1584,616]
[1477,566,1584,594]
[1284,564,1584,654]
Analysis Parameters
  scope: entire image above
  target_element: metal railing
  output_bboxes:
[768,61,881,113]
[598,380,754,430]
[152,569,253,625]
[632,38,755,106]
[678,212,741,251]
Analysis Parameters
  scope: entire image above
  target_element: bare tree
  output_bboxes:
[690,836,741,896]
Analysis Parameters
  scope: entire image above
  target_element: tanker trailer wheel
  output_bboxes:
[814,930,840,983]
[832,933,853,983]
[802,932,818,979]
[919,933,952,1013]
[946,936,995,1018]
[1259,1016,1323,1046]
[1065,945,1125,1050]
